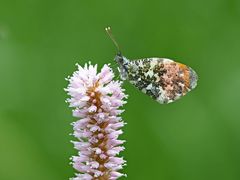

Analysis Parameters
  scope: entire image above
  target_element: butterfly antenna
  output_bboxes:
[105,27,121,53]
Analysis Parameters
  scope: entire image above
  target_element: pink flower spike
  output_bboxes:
[66,63,127,180]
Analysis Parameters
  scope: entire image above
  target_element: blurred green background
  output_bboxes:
[0,0,240,180]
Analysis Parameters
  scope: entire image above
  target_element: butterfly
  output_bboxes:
[105,27,198,104]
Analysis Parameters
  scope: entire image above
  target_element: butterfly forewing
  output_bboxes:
[126,58,198,104]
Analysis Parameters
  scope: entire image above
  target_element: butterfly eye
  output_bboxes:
[114,54,123,64]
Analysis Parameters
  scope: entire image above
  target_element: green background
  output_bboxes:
[0,0,240,180]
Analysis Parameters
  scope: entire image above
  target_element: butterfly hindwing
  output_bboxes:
[126,58,198,104]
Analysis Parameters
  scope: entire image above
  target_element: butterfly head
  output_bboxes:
[114,52,129,80]
[114,52,126,65]
[114,52,122,63]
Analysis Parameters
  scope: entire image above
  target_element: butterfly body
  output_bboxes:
[105,27,198,104]
[115,54,198,104]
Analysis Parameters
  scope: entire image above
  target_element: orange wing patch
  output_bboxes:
[177,63,191,91]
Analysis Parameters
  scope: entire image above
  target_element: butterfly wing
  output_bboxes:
[126,58,198,104]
